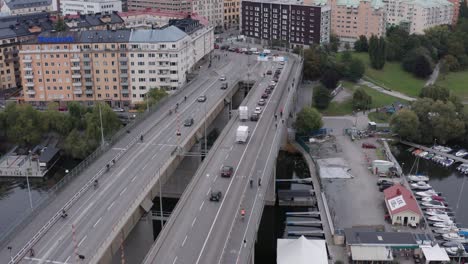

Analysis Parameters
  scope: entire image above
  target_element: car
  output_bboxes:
[362,143,377,149]
[377,179,394,186]
[252,51,260,55]
[210,190,222,201]
[254,107,262,114]
[273,76,279,82]
[184,118,194,126]
[219,75,226,81]
[112,107,125,112]
[228,47,236,52]
[250,112,259,121]
[257,99,266,106]
[261,93,268,99]
[221,166,234,177]
[197,95,207,102]
[214,44,219,49]
[379,182,395,192]
[221,82,228,89]
[278,65,284,69]
[221,45,229,50]
[245,51,253,55]
[235,48,241,53]
[265,88,272,94]
[266,70,272,75]
[280,61,285,65]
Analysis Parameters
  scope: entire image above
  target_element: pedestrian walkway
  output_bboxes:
[358,79,416,102]
[400,140,468,164]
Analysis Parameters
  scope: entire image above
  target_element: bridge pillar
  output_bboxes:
[264,162,276,205]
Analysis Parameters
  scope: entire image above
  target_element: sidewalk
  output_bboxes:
[358,79,416,102]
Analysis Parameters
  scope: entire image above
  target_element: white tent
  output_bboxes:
[277,236,327,264]
[421,245,450,263]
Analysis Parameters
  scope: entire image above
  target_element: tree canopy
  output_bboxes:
[352,88,372,110]
[313,85,332,110]
[295,107,323,135]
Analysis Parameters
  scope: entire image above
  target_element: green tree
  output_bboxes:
[54,17,67,31]
[85,103,121,143]
[354,35,368,52]
[352,88,372,110]
[63,129,89,159]
[419,85,450,101]
[295,107,323,135]
[147,88,168,106]
[346,58,365,82]
[303,46,327,80]
[402,47,434,78]
[442,54,461,71]
[390,109,420,141]
[313,85,332,110]
[369,35,386,69]
[5,104,42,145]
[320,68,341,89]
[430,100,465,144]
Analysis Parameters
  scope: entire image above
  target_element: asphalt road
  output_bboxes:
[1,51,268,264]
[144,55,300,264]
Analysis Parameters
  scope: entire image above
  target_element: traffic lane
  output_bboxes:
[151,145,235,264]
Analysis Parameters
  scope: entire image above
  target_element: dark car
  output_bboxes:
[221,166,234,177]
[273,76,279,82]
[265,88,272,94]
[261,93,268,99]
[210,190,222,202]
[197,95,207,102]
[221,45,229,50]
[362,143,377,149]
[184,118,194,126]
[221,82,228,89]
[377,179,393,186]
[379,182,395,191]
[245,51,253,55]
[228,47,236,52]
[250,113,259,121]
[266,70,272,75]
[275,69,281,74]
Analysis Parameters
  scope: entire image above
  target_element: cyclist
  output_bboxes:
[249,179,253,188]
[240,208,246,220]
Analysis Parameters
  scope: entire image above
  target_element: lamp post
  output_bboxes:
[26,151,33,210]
[98,103,105,147]
[204,102,207,156]
[158,167,164,229]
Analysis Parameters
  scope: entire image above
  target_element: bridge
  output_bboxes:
[1,50,301,264]
[143,55,302,264]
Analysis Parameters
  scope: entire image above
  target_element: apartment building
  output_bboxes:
[313,0,386,42]
[241,0,331,47]
[119,9,209,29]
[127,0,192,13]
[1,0,57,15]
[224,0,240,29]
[0,12,54,92]
[192,0,224,28]
[384,0,453,34]
[60,0,122,15]
[59,12,125,31]
[19,20,213,106]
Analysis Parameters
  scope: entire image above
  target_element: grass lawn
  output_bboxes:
[320,81,407,116]
[436,70,468,101]
[368,112,392,123]
[337,52,426,97]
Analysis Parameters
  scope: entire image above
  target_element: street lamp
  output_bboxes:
[7,246,13,262]
[98,103,105,147]
[26,151,33,210]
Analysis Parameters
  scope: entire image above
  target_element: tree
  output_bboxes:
[313,85,332,110]
[303,46,328,80]
[327,35,340,53]
[147,88,168,106]
[352,88,372,110]
[54,17,67,31]
[369,35,386,69]
[295,107,323,135]
[402,47,434,78]
[63,129,89,159]
[419,85,450,101]
[85,103,121,143]
[4,104,42,145]
[320,68,340,89]
[354,35,368,52]
[390,109,420,141]
[346,58,365,82]
[442,54,461,72]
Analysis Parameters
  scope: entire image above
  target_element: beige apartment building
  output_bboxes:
[126,0,192,13]
[224,0,240,29]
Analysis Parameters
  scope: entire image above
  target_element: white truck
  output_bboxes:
[236,126,250,143]
[239,106,249,121]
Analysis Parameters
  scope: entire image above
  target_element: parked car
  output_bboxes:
[254,107,262,114]
[197,95,207,102]
[210,190,222,201]
[377,179,394,186]
[214,44,219,49]
[379,182,394,191]
[257,99,266,106]
[184,118,194,126]
[221,82,228,89]
[113,107,124,112]
[221,166,234,177]
[219,75,226,81]
[250,113,259,121]
[266,70,272,75]
[265,88,272,94]
[261,93,268,99]
[362,143,376,149]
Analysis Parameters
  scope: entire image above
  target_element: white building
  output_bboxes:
[192,0,224,28]
[60,0,122,15]
[1,0,57,15]
[384,0,454,34]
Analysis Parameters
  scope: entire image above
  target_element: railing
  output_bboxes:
[3,81,193,262]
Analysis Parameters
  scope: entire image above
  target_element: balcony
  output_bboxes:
[83,65,91,70]
[73,89,82,95]
[83,57,91,62]
[25,89,36,95]
[85,81,93,86]
[70,57,80,62]
[72,82,82,87]
[23,67,32,71]
[71,66,81,70]
[84,73,92,78]
[121,89,129,94]
[120,64,128,69]
[22,57,32,63]
[118,57,128,61]
[24,73,34,78]
[26,83,34,87]
[72,74,81,79]
[120,73,128,77]
[85,89,93,95]
[5,57,19,63]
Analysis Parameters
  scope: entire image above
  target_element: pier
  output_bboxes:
[400,140,467,164]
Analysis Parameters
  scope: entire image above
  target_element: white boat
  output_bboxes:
[445,246,464,256]
[425,210,449,217]
[455,149,468,157]
[411,181,432,190]
[434,227,459,234]
[441,158,455,167]
[433,222,455,228]
[416,190,437,197]
[418,151,429,157]
[428,215,453,222]
[439,146,453,153]
[443,233,468,242]
[408,175,429,182]
[422,201,447,209]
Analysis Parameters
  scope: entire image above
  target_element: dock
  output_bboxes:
[286,211,321,217]
[400,140,467,164]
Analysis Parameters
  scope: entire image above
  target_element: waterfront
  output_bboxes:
[394,145,468,227]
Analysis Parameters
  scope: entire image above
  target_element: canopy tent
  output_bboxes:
[350,245,393,261]
[277,236,327,264]
[421,245,450,263]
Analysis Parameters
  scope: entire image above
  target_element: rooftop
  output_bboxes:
[345,227,417,246]
[383,184,421,216]
[243,0,328,6]
[118,9,209,26]
[53,12,124,30]
[4,0,52,10]
[129,26,188,43]
[168,18,202,34]
[0,12,54,39]
[35,29,131,43]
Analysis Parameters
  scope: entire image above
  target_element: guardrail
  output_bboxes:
[5,80,199,263]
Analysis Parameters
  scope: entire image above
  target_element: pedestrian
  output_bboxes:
[274,114,277,120]
[243,239,247,247]
[258,178,261,187]
[30,248,35,257]
[282,119,284,124]
[280,110,283,117]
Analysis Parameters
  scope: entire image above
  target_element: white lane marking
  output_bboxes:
[77,235,87,247]
[142,163,149,171]
[25,257,67,264]
[65,256,70,263]
[172,256,178,264]
[206,188,211,196]
[131,175,137,182]
[182,235,188,247]
[206,173,210,178]
[112,148,127,151]
[199,201,205,211]
[119,188,127,196]
[224,153,229,160]
[152,153,158,160]
[191,217,197,227]
[107,201,115,211]
[93,217,102,228]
